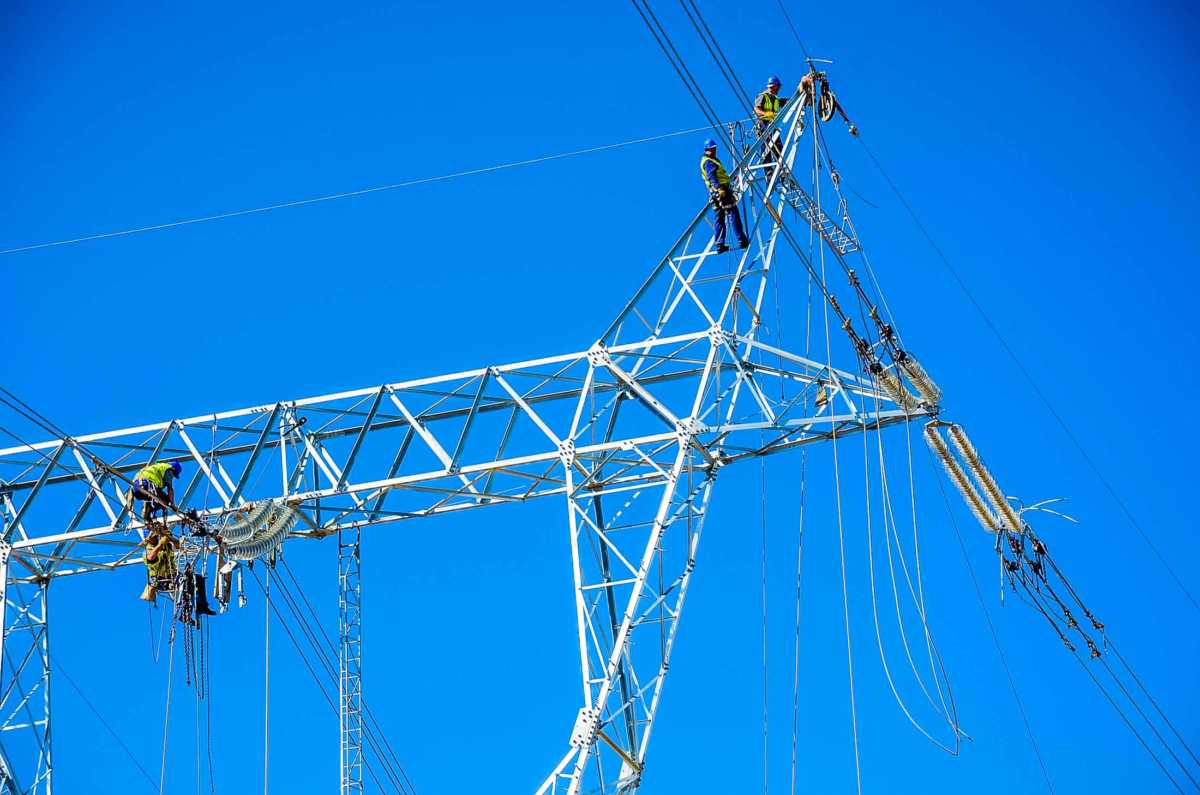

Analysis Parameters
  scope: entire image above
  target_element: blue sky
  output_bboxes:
[2,1,1199,793]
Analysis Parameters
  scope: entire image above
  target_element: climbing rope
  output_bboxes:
[159,636,176,795]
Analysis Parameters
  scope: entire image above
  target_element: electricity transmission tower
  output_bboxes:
[0,78,941,794]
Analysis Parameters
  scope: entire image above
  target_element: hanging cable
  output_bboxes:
[812,94,863,793]
[926,449,1056,792]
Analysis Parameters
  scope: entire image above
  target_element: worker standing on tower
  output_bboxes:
[755,74,812,173]
[700,139,748,254]
[130,460,181,525]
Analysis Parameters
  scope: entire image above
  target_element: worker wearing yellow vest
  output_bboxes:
[131,460,181,525]
[700,139,748,254]
[140,523,178,602]
[754,75,788,137]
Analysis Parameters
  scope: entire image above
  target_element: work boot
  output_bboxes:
[738,238,750,250]
[140,583,157,604]
[715,243,730,254]
[194,574,217,616]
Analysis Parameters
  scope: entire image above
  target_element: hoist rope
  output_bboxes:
[926,448,1057,793]
[0,123,730,257]
[860,424,958,754]
[874,418,960,736]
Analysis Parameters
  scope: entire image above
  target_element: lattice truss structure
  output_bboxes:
[0,81,942,794]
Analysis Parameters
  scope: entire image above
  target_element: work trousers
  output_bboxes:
[756,122,783,171]
[711,194,747,248]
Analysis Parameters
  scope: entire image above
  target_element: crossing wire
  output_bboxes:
[0,122,722,257]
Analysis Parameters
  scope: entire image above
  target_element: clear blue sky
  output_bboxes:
[3,1,1199,793]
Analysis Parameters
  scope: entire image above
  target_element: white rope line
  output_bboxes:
[0,123,722,257]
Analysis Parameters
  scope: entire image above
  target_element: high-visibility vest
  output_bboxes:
[145,539,176,579]
[135,462,174,488]
[700,154,729,191]
[757,91,781,123]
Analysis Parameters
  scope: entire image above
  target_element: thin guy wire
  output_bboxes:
[0,123,720,257]
[855,137,1200,616]
[51,657,157,792]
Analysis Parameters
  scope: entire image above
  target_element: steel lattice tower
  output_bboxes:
[0,78,945,794]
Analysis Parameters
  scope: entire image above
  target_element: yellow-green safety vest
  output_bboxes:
[135,462,174,488]
[700,154,729,191]
[145,540,176,579]
[757,91,781,123]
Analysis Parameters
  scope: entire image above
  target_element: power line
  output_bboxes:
[772,0,811,59]
[0,123,722,258]
[855,137,1200,616]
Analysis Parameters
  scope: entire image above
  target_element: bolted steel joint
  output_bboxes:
[707,324,735,349]
[587,342,611,368]
[675,417,702,442]
[558,439,576,468]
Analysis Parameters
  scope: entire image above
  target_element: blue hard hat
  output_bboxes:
[767,75,781,87]
[703,138,718,151]
[170,461,182,478]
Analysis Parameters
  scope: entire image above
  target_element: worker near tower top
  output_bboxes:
[131,460,181,525]
[700,139,748,254]
[754,75,788,134]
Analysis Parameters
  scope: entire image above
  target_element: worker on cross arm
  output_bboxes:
[700,139,748,254]
[131,460,181,525]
